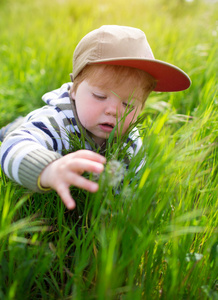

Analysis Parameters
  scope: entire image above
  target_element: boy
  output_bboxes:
[0,25,191,210]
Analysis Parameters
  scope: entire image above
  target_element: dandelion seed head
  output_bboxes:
[106,159,126,187]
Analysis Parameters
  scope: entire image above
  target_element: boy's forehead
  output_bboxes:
[86,65,144,95]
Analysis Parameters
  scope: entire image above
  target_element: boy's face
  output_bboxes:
[71,76,143,145]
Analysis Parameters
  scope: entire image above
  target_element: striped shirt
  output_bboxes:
[0,83,142,192]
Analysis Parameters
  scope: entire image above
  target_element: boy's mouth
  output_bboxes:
[99,123,115,133]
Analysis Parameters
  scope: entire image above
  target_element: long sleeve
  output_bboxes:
[0,105,72,192]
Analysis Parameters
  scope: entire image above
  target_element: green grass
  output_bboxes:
[0,0,217,299]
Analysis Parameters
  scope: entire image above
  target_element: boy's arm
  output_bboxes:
[0,126,62,192]
[0,106,70,192]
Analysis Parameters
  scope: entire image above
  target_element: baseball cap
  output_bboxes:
[71,25,191,92]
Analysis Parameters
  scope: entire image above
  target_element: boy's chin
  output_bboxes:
[91,135,107,146]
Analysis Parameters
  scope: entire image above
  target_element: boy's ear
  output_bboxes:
[71,90,76,99]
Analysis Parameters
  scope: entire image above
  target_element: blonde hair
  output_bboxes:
[71,64,156,104]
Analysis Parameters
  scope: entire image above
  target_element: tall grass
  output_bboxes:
[0,0,217,299]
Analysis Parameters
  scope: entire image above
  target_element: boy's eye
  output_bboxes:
[123,102,135,110]
[92,93,107,100]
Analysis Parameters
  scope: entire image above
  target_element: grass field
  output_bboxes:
[0,0,217,299]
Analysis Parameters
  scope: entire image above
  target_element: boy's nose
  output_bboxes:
[105,98,120,117]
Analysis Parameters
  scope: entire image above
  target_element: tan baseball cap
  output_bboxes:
[71,25,191,92]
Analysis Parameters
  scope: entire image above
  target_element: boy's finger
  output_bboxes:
[60,172,99,193]
[69,158,105,174]
[72,150,106,164]
[57,185,76,210]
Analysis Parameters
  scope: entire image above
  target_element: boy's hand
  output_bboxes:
[40,150,106,210]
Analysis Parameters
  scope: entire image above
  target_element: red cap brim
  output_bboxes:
[94,59,191,92]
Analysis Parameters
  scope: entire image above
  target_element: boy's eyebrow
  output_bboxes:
[110,89,140,102]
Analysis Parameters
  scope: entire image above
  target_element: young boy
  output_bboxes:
[0,25,191,210]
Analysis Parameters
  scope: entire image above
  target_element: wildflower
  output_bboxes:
[93,159,126,188]
[105,159,126,187]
